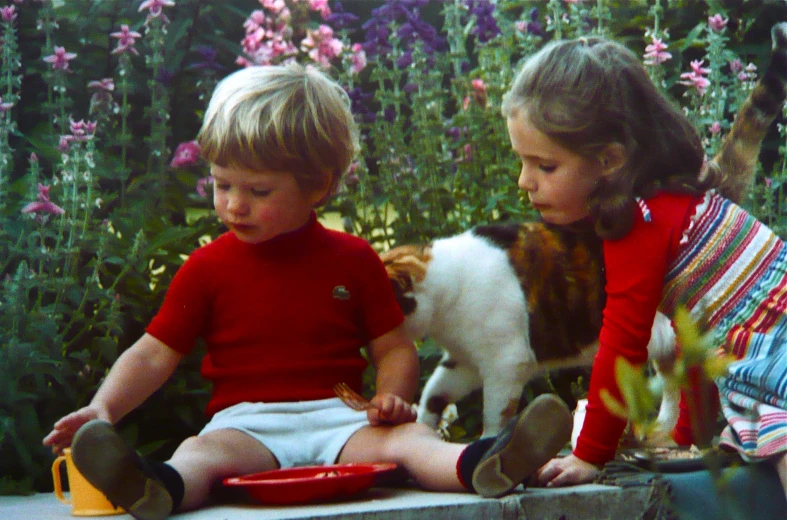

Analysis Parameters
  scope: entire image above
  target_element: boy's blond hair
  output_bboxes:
[197,63,359,204]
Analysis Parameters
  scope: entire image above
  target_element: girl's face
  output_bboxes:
[212,164,326,244]
[507,112,603,226]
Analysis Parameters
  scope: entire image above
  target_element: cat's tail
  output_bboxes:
[703,22,787,204]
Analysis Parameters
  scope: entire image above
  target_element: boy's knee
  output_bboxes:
[388,422,441,445]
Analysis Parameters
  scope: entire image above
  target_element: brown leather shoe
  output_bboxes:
[472,394,572,498]
[71,420,172,520]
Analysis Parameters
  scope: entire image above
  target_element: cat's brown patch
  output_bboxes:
[704,22,787,203]
[380,245,433,316]
[474,222,605,363]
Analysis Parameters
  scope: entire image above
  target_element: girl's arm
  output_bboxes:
[43,333,183,453]
[365,323,420,425]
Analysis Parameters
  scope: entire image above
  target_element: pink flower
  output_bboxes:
[457,144,473,163]
[1,5,17,22]
[88,78,115,91]
[708,14,728,32]
[138,0,174,17]
[471,78,487,106]
[350,43,367,74]
[643,37,672,66]
[680,60,711,96]
[261,0,286,15]
[309,0,331,19]
[729,59,743,74]
[710,121,722,135]
[301,24,343,69]
[0,96,14,112]
[170,140,202,168]
[196,176,214,198]
[21,184,65,216]
[689,59,711,76]
[43,46,77,71]
[58,135,72,152]
[110,24,142,55]
[69,119,97,141]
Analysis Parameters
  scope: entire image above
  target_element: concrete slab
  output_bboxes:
[2,484,650,520]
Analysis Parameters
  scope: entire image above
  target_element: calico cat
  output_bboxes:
[382,224,678,438]
[381,22,787,439]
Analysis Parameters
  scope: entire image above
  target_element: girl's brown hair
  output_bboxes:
[197,63,359,205]
[502,37,713,239]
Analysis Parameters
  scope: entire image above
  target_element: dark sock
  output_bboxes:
[456,437,495,493]
[148,461,185,513]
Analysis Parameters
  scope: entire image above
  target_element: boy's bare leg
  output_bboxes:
[167,428,278,511]
[339,422,466,491]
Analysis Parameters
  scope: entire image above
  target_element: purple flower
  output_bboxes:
[522,7,543,37]
[189,45,225,72]
[362,0,445,60]
[383,105,396,123]
[466,0,500,43]
[170,140,202,168]
[325,1,359,30]
[155,68,175,87]
[21,184,65,216]
[43,46,77,71]
[347,86,375,124]
[110,24,142,55]
[396,51,413,69]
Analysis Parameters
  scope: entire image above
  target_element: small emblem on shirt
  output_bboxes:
[333,286,351,300]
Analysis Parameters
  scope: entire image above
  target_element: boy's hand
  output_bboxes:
[367,393,417,426]
[42,405,111,454]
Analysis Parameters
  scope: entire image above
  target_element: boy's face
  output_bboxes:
[211,164,326,244]
[507,112,603,226]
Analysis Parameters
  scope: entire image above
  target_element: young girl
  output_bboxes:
[497,35,787,498]
[42,63,572,519]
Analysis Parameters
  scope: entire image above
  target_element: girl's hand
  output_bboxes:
[367,393,417,426]
[42,405,111,454]
[535,454,601,487]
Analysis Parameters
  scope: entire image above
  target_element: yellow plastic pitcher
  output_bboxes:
[51,448,124,516]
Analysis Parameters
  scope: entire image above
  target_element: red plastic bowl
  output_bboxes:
[223,463,398,505]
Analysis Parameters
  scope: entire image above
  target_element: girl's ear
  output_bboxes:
[599,143,627,177]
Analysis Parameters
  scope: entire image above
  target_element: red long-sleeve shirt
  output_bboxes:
[146,214,404,417]
[574,193,702,464]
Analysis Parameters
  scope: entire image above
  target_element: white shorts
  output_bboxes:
[199,398,370,468]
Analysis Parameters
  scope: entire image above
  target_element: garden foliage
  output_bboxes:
[1,0,785,493]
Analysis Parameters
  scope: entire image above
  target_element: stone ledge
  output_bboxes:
[4,484,650,520]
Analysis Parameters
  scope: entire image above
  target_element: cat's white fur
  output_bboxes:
[399,230,679,439]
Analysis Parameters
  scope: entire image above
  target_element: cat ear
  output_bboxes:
[598,142,626,177]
